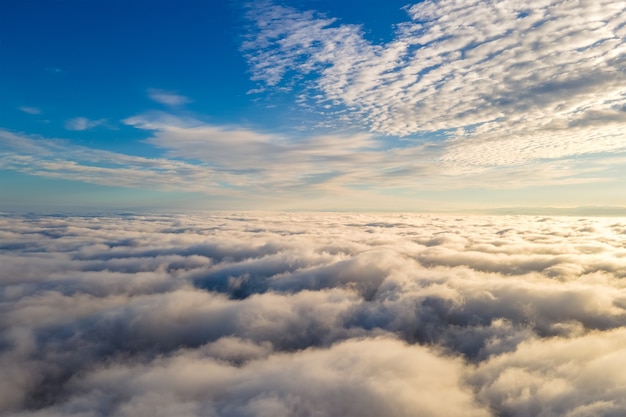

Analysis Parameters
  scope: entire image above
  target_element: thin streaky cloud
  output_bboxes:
[0,129,231,196]
[123,112,626,191]
[18,106,41,115]
[2,109,624,209]
[148,88,192,106]
[64,117,107,131]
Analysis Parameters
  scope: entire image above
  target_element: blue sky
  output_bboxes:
[1,0,625,212]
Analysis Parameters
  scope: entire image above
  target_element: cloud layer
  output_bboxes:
[3,114,625,208]
[244,0,626,166]
[1,213,625,416]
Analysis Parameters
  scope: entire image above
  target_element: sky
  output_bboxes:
[1,0,625,212]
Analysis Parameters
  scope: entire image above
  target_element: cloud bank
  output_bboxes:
[1,213,625,416]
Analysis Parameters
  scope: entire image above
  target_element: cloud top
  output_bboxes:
[1,213,626,415]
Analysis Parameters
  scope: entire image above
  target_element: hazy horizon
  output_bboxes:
[3,205,626,218]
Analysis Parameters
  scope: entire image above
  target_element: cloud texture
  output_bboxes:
[244,0,626,167]
[1,213,626,416]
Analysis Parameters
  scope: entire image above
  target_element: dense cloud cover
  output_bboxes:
[1,212,625,416]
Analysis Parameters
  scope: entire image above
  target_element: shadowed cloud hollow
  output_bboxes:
[1,213,626,416]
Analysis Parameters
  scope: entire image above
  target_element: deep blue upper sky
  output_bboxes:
[1,0,625,211]
[1,1,408,138]
[2,1,252,149]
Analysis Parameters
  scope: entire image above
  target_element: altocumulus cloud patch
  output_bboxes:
[1,213,626,416]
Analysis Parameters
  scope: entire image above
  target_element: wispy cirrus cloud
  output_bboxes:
[148,88,192,106]
[18,106,41,115]
[2,104,624,211]
[123,112,391,190]
[243,0,626,167]
[123,112,626,193]
[0,129,228,196]
[65,117,107,131]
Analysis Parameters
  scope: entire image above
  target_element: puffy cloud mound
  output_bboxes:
[1,212,625,416]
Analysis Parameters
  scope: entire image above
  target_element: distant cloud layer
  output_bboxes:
[244,0,626,166]
[1,213,625,416]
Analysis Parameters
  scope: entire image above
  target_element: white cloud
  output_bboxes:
[243,0,626,166]
[439,123,626,168]
[18,106,41,115]
[71,338,489,417]
[0,129,230,196]
[123,112,392,189]
[123,112,626,195]
[4,108,626,208]
[471,328,626,416]
[148,88,191,106]
[65,117,107,131]
[1,213,626,415]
